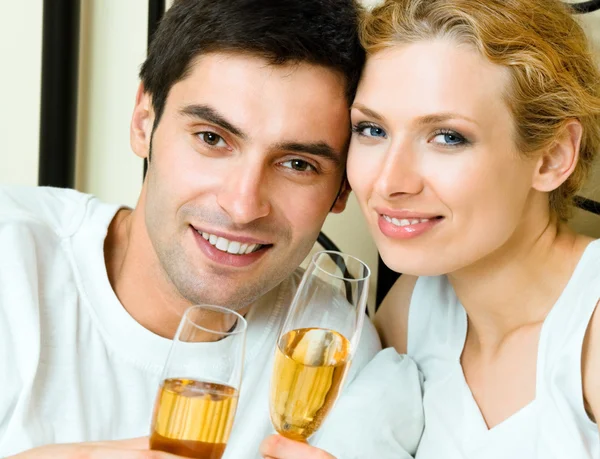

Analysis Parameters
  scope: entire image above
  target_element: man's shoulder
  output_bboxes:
[0,185,94,238]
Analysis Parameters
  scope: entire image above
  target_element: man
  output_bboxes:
[0,0,386,457]
[0,0,378,459]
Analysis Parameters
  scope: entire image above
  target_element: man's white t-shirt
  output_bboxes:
[0,186,388,458]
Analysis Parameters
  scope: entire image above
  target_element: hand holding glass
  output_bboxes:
[150,305,247,459]
[269,251,370,441]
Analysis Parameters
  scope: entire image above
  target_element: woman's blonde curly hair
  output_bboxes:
[359,0,600,219]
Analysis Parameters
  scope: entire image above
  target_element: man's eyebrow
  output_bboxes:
[275,141,342,166]
[179,104,247,139]
[350,103,384,122]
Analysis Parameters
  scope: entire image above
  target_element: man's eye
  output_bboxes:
[352,123,387,138]
[198,132,227,147]
[281,159,315,172]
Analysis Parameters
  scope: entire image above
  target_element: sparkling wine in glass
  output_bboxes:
[150,305,247,459]
[269,250,370,441]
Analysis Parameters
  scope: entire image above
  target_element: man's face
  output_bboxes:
[132,52,350,310]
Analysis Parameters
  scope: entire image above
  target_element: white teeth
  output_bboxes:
[227,241,241,254]
[383,215,432,227]
[216,237,229,251]
[198,230,263,255]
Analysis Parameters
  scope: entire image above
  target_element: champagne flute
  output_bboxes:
[269,250,370,441]
[150,304,247,459]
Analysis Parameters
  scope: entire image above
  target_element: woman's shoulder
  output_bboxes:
[580,267,600,425]
[573,237,600,423]
[581,299,600,423]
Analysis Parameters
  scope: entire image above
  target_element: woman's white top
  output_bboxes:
[408,239,600,458]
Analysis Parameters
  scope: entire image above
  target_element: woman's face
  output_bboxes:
[348,40,542,276]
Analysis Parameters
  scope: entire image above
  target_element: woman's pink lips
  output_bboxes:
[374,206,441,220]
[377,214,443,239]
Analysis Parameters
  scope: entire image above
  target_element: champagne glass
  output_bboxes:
[150,305,247,459]
[269,250,371,441]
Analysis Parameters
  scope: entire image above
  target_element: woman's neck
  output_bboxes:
[448,216,590,353]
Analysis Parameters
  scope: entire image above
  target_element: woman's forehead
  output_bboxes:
[355,41,513,125]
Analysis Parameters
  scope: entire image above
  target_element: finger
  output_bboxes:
[112,437,150,450]
[90,437,150,450]
[14,441,177,459]
[85,445,183,459]
[259,435,335,459]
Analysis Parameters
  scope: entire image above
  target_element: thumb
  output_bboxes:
[260,435,335,459]
[91,436,150,449]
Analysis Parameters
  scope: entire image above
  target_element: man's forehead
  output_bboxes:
[184,51,346,84]
[172,51,347,103]
[166,52,351,147]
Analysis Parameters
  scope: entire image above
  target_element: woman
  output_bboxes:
[261,0,600,457]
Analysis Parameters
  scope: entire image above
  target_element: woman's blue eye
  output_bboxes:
[352,123,387,139]
[367,127,386,137]
[432,131,466,146]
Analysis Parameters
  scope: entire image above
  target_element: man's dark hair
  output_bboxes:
[139,0,365,126]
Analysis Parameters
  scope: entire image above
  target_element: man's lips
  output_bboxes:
[190,225,272,256]
[191,225,271,245]
[191,227,271,268]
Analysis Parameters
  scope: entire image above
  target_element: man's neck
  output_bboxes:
[104,206,184,338]
[103,189,255,340]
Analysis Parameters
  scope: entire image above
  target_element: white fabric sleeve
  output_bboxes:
[314,348,424,459]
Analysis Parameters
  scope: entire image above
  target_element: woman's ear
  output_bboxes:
[532,120,582,192]
[130,83,155,160]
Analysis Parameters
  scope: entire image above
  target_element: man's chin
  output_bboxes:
[172,271,273,311]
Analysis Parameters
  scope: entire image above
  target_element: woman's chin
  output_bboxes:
[378,250,457,278]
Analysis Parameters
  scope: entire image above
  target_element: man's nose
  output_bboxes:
[216,161,271,225]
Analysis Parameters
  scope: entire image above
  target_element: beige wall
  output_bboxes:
[76,0,148,207]
[1,1,599,305]
[0,1,42,186]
